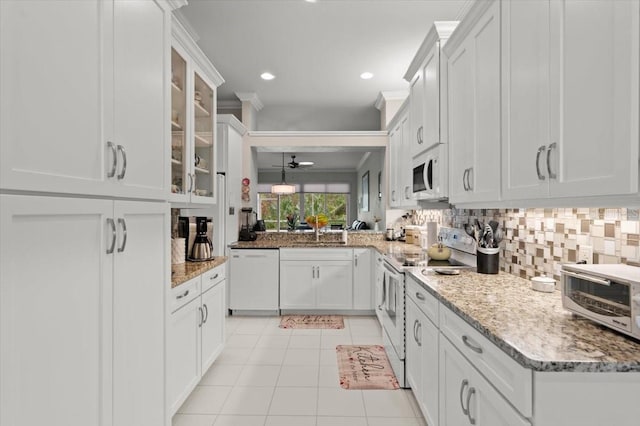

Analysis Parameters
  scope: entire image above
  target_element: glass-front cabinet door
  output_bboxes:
[171,48,188,197]
[192,70,215,202]
[169,41,219,205]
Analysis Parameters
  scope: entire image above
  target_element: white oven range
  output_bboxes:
[379,227,476,388]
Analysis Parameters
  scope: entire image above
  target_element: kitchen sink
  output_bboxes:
[284,242,347,247]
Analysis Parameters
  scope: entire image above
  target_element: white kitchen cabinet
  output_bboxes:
[406,277,439,426]
[112,201,167,426]
[502,0,639,202]
[405,22,458,158]
[353,248,374,310]
[229,249,279,312]
[167,278,201,418]
[388,101,417,209]
[167,264,226,416]
[439,336,531,426]
[280,249,353,310]
[0,0,169,200]
[0,194,168,426]
[169,18,224,205]
[445,0,501,205]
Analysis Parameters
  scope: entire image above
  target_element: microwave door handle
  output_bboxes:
[563,270,611,286]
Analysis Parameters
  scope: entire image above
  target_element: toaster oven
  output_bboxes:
[561,264,640,340]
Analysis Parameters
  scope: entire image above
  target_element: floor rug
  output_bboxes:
[279,315,344,329]
[336,345,400,390]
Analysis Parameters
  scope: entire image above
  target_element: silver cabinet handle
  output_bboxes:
[467,167,473,191]
[413,319,419,344]
[416,321,422,347]
[176,290,189,299]
[317,266,320,279]
[466,387,477,425]
[116,145,127,180]
[460,379,470,415]
[107,141,117,178]
[462,335,483,354]
[415,292,425,301]
[188,174,193,193]
[536,145,546,181]
[462,169,469,191]
[202,303,209,324]
[106,218,116,254]
[192,173,196,193]
[404,185,411,199]
[198,306,204,327]
[546,142,557,179]
[563,270,610,286]
[210,273,219,280]
[355,255,358,267]
[391,190,396,202]
[117,218,127,253]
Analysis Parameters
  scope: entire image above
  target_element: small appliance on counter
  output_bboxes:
[561,263,640,340]
[239,207,257,241]
[189,217,214,261]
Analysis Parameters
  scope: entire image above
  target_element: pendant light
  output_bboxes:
[271,153,296,194]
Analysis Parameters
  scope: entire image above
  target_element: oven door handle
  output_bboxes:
[378,273,387,310]
[383,262,401,277]
[563,270,611,286]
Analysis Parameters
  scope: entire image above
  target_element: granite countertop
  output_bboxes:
[171,257,227,288]
[408,268,640,372]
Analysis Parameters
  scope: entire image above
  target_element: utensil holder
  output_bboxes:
[171,238,186,265]
[477,247,499,274]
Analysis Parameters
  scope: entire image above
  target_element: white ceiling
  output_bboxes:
[179,0,468,132]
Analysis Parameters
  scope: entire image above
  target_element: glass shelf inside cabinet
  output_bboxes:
[171,48,187,195]
[193,71,215,200]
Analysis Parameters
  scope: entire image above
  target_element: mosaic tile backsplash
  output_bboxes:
[411,208,640,282]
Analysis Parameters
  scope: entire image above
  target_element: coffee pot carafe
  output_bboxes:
[190,217,213,260]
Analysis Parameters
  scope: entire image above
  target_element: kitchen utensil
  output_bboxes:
[493,227,503,244]
[434,268,460,275]
[190,217,213,260]
[464,223,476,241]
[489,220,499,234]
[484,224,494,248]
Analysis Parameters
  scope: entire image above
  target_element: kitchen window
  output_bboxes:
[257,183,350,231]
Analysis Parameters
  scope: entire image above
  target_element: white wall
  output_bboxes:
[255,106,380,131]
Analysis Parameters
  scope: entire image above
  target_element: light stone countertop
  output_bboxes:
[171,257,227,288]
[408,268,640,372]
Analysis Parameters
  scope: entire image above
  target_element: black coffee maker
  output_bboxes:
[239,208,257,241]
[190,217,213,260]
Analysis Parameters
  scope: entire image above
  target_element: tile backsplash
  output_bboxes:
[411,208,640,282]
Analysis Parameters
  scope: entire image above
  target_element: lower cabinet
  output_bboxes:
[279,248,353,310]
[353,248,374,310]
[0,194,168,426]
[167,264,225,416]
[406,298,439,426]
[439,336,531,426]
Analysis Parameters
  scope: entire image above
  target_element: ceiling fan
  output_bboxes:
[272,155,314,169]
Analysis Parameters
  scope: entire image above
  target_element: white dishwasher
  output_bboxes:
[229,249,279,314]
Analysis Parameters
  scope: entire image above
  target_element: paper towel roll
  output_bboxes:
[171,238,186,264]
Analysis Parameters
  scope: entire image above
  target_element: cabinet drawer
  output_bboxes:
[202,263,225,293]
[440,306,532,417]
[280,248,353,261]
[406,275,439,326]
[170,276,200,313]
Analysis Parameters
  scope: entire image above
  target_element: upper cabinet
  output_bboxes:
[169,18,224,205]
[405,22,458,159]
[502,0,639,202]
[444,0,501,205]
[0,0,169,200]
[388,100,418,209]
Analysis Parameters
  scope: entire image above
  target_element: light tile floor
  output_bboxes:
[173,315,427,426]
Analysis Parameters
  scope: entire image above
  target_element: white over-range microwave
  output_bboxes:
[561,263,640,340]
[412,144,448,201]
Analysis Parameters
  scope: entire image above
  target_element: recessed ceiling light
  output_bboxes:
[260,72,275,81]
[305,0,317,3]
[360,72,374,80]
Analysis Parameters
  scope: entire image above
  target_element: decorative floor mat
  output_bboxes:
[279,315,345,329]
[336,345,400,390]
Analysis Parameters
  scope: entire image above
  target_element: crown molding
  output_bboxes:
[171,15,225,87]
[217,100,242,110]
[172,9,198,42]
[374,90,409,110]
[455,0,476,21]
[166,0,188,11]
[356,152,372,171]
[404,21,459,82]
[235,92,264,111]
[217,114,247,136]
[443,0,497,57]
[248,131,388,138]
